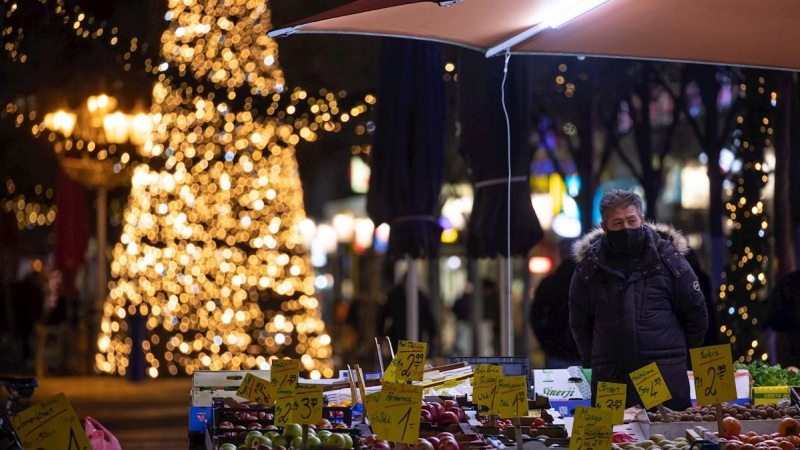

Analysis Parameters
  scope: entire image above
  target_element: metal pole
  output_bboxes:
[405,256,419,342]
[96,185,108,316]
[469,258,483,356]
[499,257,513,355]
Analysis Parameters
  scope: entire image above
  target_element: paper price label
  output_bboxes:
[372,382,423,444]
[12,393,93,450]
[473,365,503,387]
[293,384,323,425]
[383,340,427,383]
[690,344,737,405]
[275,396,295,426]
[236,373,274,406]
[272,359,300,397]
[569,405,613,450]
[364,391,383,420]
[496,376,527,418]
[630,362,672,410]
[595,381,626,425]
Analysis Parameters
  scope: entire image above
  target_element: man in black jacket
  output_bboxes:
[569,190,708,411]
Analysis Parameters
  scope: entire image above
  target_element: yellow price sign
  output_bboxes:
[630,362,672,410]
[236,373,274,406]
[272,359,300,397]
[293,384,323,425]
[12,393,93,450]
[569,405,613,450]
[690,344,737,405]
[364,391,383,421]
[274,396,295,426]
[496,376,527,418]
[595,381,626,425]
[382,340,427,383]
[372,382,423,444]
[473,365,503,387]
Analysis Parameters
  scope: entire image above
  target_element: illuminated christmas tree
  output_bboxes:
[718,70,775,363]
[96,0,335,378]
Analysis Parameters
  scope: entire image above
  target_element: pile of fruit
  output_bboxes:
[218,421,357,450]
[647,403,800,423]
[420,400,466,427]
[611,434,691,450]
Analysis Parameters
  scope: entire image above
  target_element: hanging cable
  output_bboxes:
[500,48,513,355]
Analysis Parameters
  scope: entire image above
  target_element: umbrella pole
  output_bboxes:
[499,257,513,356]
[405,256,419,342]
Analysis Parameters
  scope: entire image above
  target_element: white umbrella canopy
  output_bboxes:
[270,0,800,70]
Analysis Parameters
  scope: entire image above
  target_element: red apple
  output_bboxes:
[219,421,234,429]
[274,446,287,450]
[257,445,270,450]
[420,409,433,423]
[372,440,391,450]
[438,411,459,425]
[332,422,348,429]
[430,402,444,420]
[438,438,459,450]
[533,418,546,428]
[426,437,440,448]
[415,438,435,450]
[248,422,261,430]
[442,400,458,410]
[436,432,454,441]
[448,407,464,421]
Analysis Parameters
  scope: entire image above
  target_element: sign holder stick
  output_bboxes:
[302,424,309,449]
[376,338,385,374]
[514,416,523,450]
[656,404,671,423]
[385,337,395,359]
[715,403,724,436]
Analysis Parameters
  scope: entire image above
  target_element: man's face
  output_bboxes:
[601,205,643,231]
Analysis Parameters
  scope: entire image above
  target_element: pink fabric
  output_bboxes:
[85,416,122,450]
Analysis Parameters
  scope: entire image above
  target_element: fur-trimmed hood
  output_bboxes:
[572,222,689,263]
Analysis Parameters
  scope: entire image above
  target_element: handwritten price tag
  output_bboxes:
[569,405,612,450]
[372,382,423,444]
[496,376,527,418]
[272,359,300,397]
[275,396,295,426]
[595,381,626,425]
[12,393,92,450]
[630,362,672,410]
[236,373,274,406]
[364,391,383,421]
[472,365,502,411]
[382,340,427,383]
[473,365,503,387]
[293,384,323,425]
[690,344,737,405]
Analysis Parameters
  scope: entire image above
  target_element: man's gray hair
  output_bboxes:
[599,189,644,222]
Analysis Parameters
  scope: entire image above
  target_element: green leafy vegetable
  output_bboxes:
[734,361,800,387]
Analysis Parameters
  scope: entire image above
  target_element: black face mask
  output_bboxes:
[605,227,646,253]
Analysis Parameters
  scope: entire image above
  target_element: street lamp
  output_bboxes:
[41,94,152,374]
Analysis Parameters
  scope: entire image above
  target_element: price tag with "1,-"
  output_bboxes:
[690,344,737,405]
[472,365,502,412]
[595,381,626,425]
[372,382,423,445]
[630,362,672,410]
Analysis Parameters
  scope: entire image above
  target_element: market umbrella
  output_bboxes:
[366,38,445,343]
[458,49,543,356]
[270,0,800,70]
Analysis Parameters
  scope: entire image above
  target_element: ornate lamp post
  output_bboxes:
[42,94,151,373]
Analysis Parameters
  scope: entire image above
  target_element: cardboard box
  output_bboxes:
[532,367,591,417]
[752,386,792,405]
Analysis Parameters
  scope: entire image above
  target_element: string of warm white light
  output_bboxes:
[717,73,773,363]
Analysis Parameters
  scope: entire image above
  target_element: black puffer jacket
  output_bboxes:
[569,223,708,411]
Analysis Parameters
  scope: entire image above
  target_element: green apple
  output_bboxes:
[220,444,237,450]
[252,435,273,447]
[316,430,332,441]
[291,436,304,449]
[272,435,289,447]
[267,430,281,441]
[342,433,353,449]
[283,423,304,439]
[323,433,347,449]
[306,435,322,449]
[245,431,264,448]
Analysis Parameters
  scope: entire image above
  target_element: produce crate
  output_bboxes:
[446,356,532,399]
